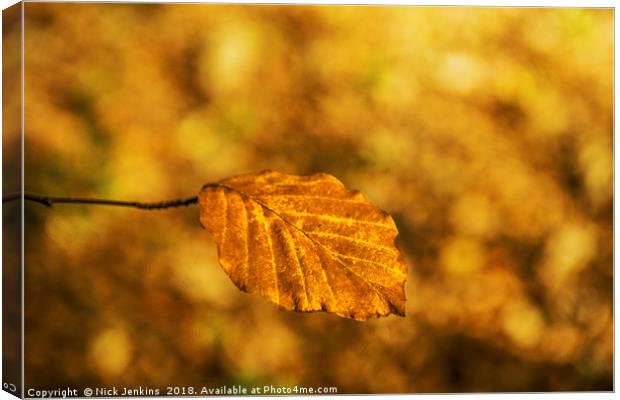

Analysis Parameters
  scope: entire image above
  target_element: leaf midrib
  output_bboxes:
[216,183,397,307]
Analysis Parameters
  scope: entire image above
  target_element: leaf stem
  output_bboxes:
[2,191,198,210]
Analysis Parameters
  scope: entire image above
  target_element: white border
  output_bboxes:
[0,0,617,6]
[0,2,616,400]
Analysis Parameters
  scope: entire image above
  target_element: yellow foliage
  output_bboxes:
[16,4,611,393]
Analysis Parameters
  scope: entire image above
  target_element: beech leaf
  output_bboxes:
[198,170,408,320]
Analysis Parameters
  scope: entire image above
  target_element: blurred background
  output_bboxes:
[5,3,613,393]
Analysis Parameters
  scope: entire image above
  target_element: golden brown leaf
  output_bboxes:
[198,170,407,320]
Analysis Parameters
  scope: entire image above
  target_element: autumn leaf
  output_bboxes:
[198,170,408,320]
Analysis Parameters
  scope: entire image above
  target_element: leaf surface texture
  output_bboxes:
[198,170,407,320]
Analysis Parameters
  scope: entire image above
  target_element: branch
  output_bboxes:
[2,191,198,210]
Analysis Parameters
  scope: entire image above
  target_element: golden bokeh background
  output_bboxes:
[5,3,613,393]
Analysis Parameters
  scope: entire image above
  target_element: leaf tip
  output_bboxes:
[199,169,410,321]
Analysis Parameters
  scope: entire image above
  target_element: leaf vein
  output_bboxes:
[282,211,394,229]
[257,206,279,304]
[241,199,250,285]
[306,230,398,253]
[263,194,364,204]
[285,226,310,308]
[217,183,399,308]
[331,252,406,278]
[308,240,337,306]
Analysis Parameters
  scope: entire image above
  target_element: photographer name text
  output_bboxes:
[26,385,337,397]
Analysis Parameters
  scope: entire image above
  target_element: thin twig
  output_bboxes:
[2,191,198,210]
